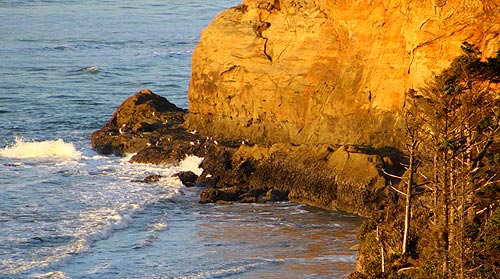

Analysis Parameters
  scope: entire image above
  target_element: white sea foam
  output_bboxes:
[177,155,204,176]
[129,154,204,176]
[148,217,169,232]
[30,271,68,279]
[0,147,189,276]
[0,138,81,159]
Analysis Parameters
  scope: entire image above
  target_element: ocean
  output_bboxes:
[0,1,362,278]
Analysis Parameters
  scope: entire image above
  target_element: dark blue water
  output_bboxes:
[0,0,230,143]
[0,1,362,278]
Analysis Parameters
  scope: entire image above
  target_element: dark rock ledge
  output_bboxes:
[91,89,400,216]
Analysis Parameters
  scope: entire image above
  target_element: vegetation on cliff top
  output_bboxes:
[352,43,500,279]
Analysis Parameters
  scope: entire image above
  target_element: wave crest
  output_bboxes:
[0,138,81,159]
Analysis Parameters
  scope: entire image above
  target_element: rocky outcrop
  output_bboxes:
[91,89,211,165]
[187,0,500,148]
[91,89,187,156]
[91,90,396,216]
[173,171,199,187]
[228,143,391,215]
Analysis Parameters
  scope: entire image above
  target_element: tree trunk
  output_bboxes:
[402,140,417,255]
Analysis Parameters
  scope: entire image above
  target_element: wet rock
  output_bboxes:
[173,171,198,187]
[132,174,162,183]
[215,200,234,205]
[144,174,162,183]
[196,171,217,187]
[199,187,240,204]
[130,144,188,165]
[239,188,265,200]
[239,196,266,204]
[199,187,218,203]
[237,143,388,216]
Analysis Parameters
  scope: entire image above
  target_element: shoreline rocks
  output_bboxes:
[91,89,399,217]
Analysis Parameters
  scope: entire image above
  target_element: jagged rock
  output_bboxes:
[130,146,177,165]
[239,188,266,203]
[196,171,217,187]
[130,143,192,165]
[233,143,388,216]
[91,89,186,156]
[199,188,218,203]
[194,141,390,215]
[91,89,394,214]
[173,171,199,187]
[144,174,162,183]
[239,196,266,203]
[187,0,500,148]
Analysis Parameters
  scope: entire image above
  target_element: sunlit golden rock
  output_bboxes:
[187,0,500,147]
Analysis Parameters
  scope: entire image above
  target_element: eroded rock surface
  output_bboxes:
[187,0,500,147]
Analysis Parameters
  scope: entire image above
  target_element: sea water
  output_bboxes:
[0,1,362,278]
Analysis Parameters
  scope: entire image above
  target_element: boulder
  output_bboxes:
[132,174,162,183]
[199,187,240,204]
[239,188,266,203]
[199,187,218,203]
[173,171,199,187]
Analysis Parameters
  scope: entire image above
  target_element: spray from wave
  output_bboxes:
[177,155,204,176]
[0,138,81,159]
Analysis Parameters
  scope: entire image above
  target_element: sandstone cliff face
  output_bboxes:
[187,0,500,147]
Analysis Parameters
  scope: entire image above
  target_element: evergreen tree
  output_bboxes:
[405,42,500,278]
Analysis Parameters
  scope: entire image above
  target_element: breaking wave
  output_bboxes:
[0,138,81,159]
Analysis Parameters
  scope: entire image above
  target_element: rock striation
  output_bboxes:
[187,0,500,147]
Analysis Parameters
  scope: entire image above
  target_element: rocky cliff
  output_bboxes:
[90,2,500,277]
[91,89,394,216]
[187,0,500,147]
